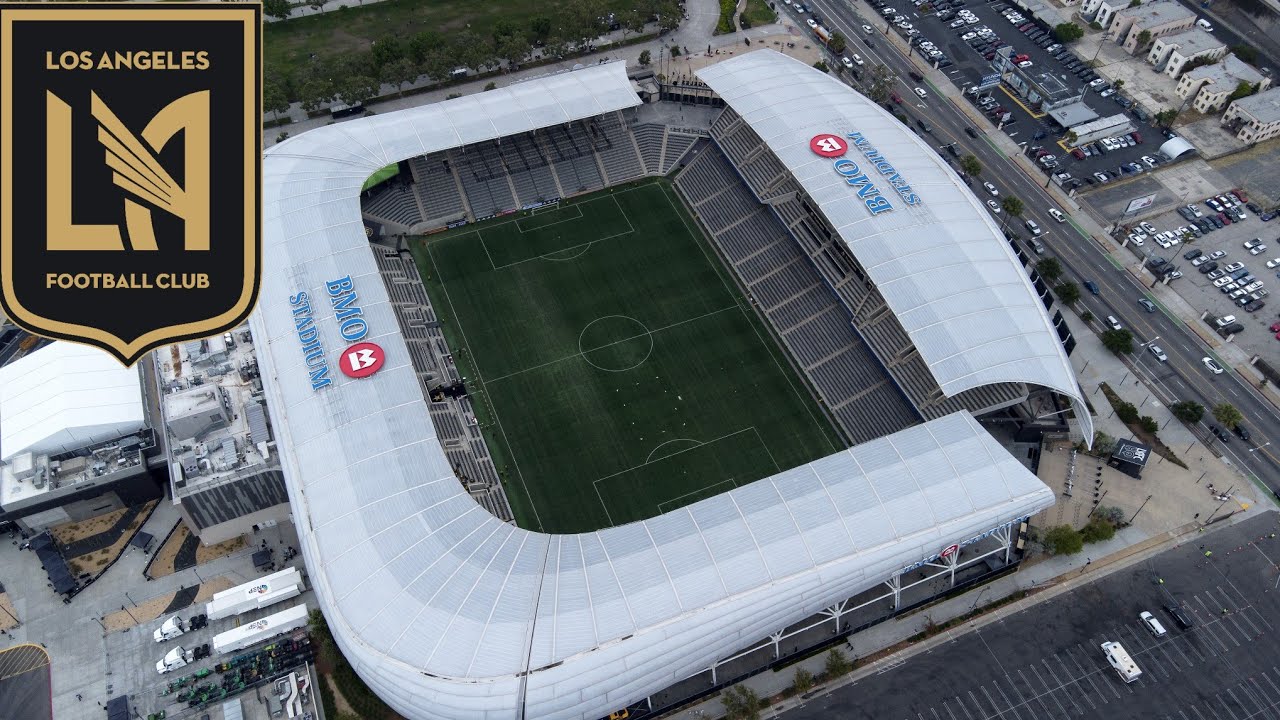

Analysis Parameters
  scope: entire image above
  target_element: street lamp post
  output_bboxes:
[1249,442,1272,453]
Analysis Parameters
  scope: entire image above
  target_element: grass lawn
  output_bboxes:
[742,0,778,27]
[412,181,841,533]
[266,0,634,82]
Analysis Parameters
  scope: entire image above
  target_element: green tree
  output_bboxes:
[999,195,1024,230]
[1036,257,1063,284]
[307,0,328,12]
[1172,401,1205,423]
[654,0,682,32]
[960,154,983,178]
[334,74,380,107]
[1044,525,1084,555]
[1232,44,1259,64]
[1065,130,1079,145]
[1097,506,1125,525]
[1102,328,1134,355]
[671,44,682,57]
[1114,399,1139,424]
[1114,78,1125,90]
[1136,30,1152,49]
[825,648,853,677]
[867,63,893,103]
[263,0,292,20]
[371,37,405,69]
[1081,517,1116,543]
[1054,22,1084,43]
[1092,431,1117,456]
[1128,0,1141,7]
[829,31,847,54]
[639,49,652,66]
[380,58,420,97]
[497,33,531,66]
[1139,415,1159,433]
[408,31,446,64]
[263,77,291,122]
[529,16,553,41]
[1154,108,1179,127]
[622,9,648,41]
[1055,281,1081,306]
[720,686,763,720]
[814,60,830,73]
[299,78,334,113]
[1229,80,1257,101]
[1213,403,1243,429]
[484,81,497,91]
[792,667,815,694]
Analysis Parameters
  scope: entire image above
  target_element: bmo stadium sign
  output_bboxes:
[289,275,386,391]
[809,133,922,215]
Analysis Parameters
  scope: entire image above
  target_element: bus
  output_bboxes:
[1101,641,1142,683]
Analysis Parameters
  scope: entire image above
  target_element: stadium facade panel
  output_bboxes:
[253,54,1080,719]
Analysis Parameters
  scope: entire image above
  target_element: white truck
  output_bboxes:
[206,566,303,621]
[153,615,186,643]
[155,646,194,674]
[213,603,309,656]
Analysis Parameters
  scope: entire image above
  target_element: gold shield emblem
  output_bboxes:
[0,3,261,366]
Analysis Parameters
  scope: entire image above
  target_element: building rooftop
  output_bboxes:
[1070,113,1133,135]
[1185,53,1267,90]
[1229,85,1280,123]
[1,433,148,507]
[0,341,146,461]
[1159,28,1225,56]
[1048,102,1100,128]
[1120,0,1195,28]
[155,326,274,498]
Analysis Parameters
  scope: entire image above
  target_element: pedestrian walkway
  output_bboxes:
[264,0,391,22]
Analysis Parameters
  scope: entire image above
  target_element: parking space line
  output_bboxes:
[1067,645,1112,703]
[979,686,1008,720]
[1245,678,1278,720]
[966,689,995,720]
[1223,688,1249,720]
[1166,635,1197,669]
[1026,664,1073,717]
[1037,658,1082,715]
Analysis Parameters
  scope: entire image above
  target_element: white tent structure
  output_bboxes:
[252,57,1078,720]
[0,341,145,460]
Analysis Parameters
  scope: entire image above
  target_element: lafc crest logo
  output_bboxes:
[0,3,261,366]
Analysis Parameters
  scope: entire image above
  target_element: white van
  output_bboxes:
[1140,611,1168,637]
[1048,208,1066,223]
[1025,219,1042,236]
[1196,18,1213,31]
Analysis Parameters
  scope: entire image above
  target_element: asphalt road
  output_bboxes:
[793,0,1280,489]
[783,511,1280,720]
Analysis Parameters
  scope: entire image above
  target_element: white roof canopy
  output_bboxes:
[697,51,1090,439]
[253,60,1062,720]
[0,341,145,460]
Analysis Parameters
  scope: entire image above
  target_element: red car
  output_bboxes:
[1015,53,1030,63]
[1270,322,1280,333]
[891,92,903,104]
[1071,148,1085,159]
[1219,212,1232,225]
[1235,188,1250,203]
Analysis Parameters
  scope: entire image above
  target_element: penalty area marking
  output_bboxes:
[592,427,761,524]
[517,204,583,230]
[656,477,738,515]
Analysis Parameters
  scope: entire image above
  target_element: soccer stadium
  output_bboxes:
[255,50,1092,719]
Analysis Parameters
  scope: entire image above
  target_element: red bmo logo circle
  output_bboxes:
[810,134,848,157]
[939,543,960,560]
[338,342,385,379]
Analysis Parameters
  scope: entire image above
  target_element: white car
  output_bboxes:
[914,87,927,98]
[1245,238,1263,249]
[1106,315,1122,330]
[1142,155,1158,168]
[1251,244,1268,255]
[1225,261,1245,272]
[987,199,1001,213]
[852,54,865,65]
[1093,172,1109,183]
[1048,208,1066,223]
[1017,60,1033,68]
[806,17,817,27]
[1203,357,1225,375]
[1213,276,1235,288]
[1127,233,1145,246]
[841,56,854,69]
[983,182,999,196]
[961,31,977,40]
[862,24,874,33]
[1139,221,1156,234]
[1266,259,1280,269]
[1149,344,1168,362]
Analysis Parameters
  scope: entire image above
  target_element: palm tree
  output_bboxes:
[1000,195,1024,230]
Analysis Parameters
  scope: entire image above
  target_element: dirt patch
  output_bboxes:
[0,593,18,632]
[195,534,247,565]
[325,674,357,717]
[50,507,129,546]
[147,522,188,579]
[102,575,236,632]
[64,501,157,578]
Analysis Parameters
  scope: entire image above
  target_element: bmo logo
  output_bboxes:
[809,134,848,158]
[339,341,386,379]
[939,543,960,560]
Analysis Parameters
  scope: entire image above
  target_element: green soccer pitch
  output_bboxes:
[412,180,843,533]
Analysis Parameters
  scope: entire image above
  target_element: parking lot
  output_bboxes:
[856,0,1171,179]
[785,511,1280,720]
[1120,193,1280,358]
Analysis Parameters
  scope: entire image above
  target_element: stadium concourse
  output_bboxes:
[254,52,1091,719]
